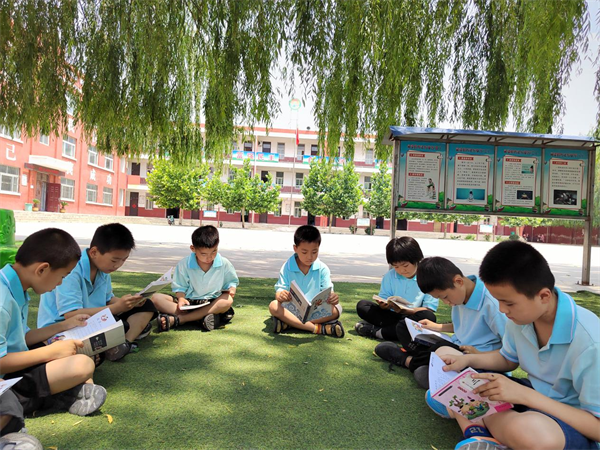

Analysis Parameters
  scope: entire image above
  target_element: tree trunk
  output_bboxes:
[328,214,333,233]
[443,222,447,239]
[199,205,203,226]
[241,208,246,229]
[179,207,184,226]
[217,207,220,227]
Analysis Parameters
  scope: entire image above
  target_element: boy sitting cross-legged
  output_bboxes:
[151,225,238,332]
[375,257,507,389]
[268,225,344,338]
[426,241,600,450]
[38,223,158,362]
[1,229,106,418]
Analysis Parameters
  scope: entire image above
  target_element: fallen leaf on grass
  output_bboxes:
[318,388,324,392]
[431,446,439,450]
[106,414,114,424]
[47,446,58,450]
[51,420,55,424]
[72,420,83,426]
[344,362,349,365]
[241,381,246,386]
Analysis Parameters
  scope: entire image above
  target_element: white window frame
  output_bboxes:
[365,149,374,165]
[86,183,97,203]
[39,134,50,145]
[60,177,75,201]
[295,172,304,187]
[88,146,98,165]
[275,171,284,186]
[104,154,114,171]
[294,202,302,218]
[297,144,305,159]
[277,142,285,158]
[62,135,76,159]
[0,126,21,142]
[0,164,20,194]
[262,141,271,153]
[103,187,113,205]
[274,203,282,217]
[145,197,154,210]
[364,176,372,191]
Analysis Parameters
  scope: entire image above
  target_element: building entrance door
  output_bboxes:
[46,183,61,212]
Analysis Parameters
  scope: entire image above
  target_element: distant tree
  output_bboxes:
[249,173,282,220]
[205,171,226,225]
[301,159,333,219]
[325,163,363,233]
[364,165,392,228]
[221,160,254,228]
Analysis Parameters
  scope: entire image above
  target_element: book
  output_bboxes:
[372,294,414,311]
[405,317,454,346]
[179,300,210,311]
[429,353,513,421]
[284,280,333,323]
[0,377,22,396]
[136,267,174,299]
[47,308,126,357]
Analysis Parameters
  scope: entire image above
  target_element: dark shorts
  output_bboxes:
[117,299,158,324]
[0,390,25,435]
[3,362,53,415]
[511,378,598,450]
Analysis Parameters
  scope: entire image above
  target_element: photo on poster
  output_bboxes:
[552,190,577,206]
[456,188,486,202]
[521,163,535,174]
[495,147,542,214]
[516,190,533,201]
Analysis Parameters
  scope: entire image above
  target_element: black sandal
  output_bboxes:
[157,313,179,332]
[320,321,345,338]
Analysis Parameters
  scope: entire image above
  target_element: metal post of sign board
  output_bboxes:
[390,140,401,238]
[581,146,596,285]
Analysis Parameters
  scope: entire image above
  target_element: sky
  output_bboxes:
[269,1,600,138]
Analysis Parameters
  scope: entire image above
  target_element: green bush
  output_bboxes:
[450,235,462,240]
[349,225,356,234]
[465,234,475,241]
[484,234,491,242]
[365,226,375,235]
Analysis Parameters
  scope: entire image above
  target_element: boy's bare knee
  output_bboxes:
[71,354,95,379]
[493,413,564,450]
[268,300,280,315]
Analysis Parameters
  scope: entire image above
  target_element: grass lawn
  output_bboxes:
[24,273,600,450]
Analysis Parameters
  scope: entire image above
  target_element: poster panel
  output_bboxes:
[446,144,494,212]
[397,141,446,210]
[542,149,589,216]
[494,147,542,214]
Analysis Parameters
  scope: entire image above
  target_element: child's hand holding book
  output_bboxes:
[49,339,85,359]
[276,290,292,303]
[326,292,339,305]
[63,314,90,330]
[418,318,443,331]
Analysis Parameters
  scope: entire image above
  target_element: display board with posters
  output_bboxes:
[446,144,494,212]
[542,148,589,217]
[494,146,542,214]
[397,141,446,210]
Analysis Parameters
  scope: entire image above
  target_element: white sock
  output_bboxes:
[375,329,384,339]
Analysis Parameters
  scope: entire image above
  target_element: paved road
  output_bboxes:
[16,222,600,294]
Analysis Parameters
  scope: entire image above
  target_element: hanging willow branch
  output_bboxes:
[0,0,591,163]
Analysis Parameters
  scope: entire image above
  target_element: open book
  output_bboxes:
[405,317,454,347]
[136,267,174,298]
[373,294,414,312]
[47,308,125,357]
[429,353,512,421]
[284,281,333,323]
[0,377,22,397]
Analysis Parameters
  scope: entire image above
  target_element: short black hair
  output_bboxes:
[16,228,81,269]
[294,225,321,246]
[90,223,135,254]
[192,225,219,248]
[479,241,555,298]
[417,257,463,294]
[386,237,423,265]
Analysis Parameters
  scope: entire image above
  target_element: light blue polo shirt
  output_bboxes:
[450,275,507,352]
[0,264,30,375]
[172,253,239,300]
[500,288,600,417]
[38,249,114,328]
[275,254,333,299]
[378,269,439,311]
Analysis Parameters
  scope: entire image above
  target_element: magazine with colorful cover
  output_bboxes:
[284,280,333,323]
[405,317,454,346]
[429,353,513,421]
[372,295,414,312]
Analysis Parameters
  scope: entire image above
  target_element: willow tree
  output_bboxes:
[0,1,591,163]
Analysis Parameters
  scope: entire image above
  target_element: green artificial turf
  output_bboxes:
[24,274,600,450]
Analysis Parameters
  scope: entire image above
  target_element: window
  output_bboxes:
[365,149,374,164]
[274,203,282,217]
[262,141,271,153]
[62,136,76,158]
[227,208,235,214]
[297,144,305,159]
[244,141,253,152]
[364,176,372,191]
[260,171,269,182]
[275,171,284,186]
[88,146,98,165]
[86,183,97,203]
[119,189,124,206]
[311,144,318,156]
[39,135,50,145]
[362,209,370,218]
[60,178,75,200]
[295,172,303,187]
[0,126,21,141]
[0,164,19,193]
[277,142,285,158]
[104,155,113,171]
[103,187,113,205]
[294,202,302,218]
[145,197,153,210]
[120,159,126,173]
[131,162,141,176]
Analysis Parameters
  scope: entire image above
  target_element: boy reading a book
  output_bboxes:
[269,225,344,337]
[151,225,238,332]
[38,223,157,362]
[355,237,438,341]
[427,241,600,450]
[1,229,107,418]
[375,257,507,389]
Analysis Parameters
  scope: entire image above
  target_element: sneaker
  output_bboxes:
[105,341,134,362]
[136,322,152,340]
[202,313,220,331]
[220,307,235,324]
[374,341,409,367]
[0,432,42,450]
[55,383,107,416]
[354,321,378,338]
[454,437,504,450]
[425,389,451,419]
[413,365,429,389]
